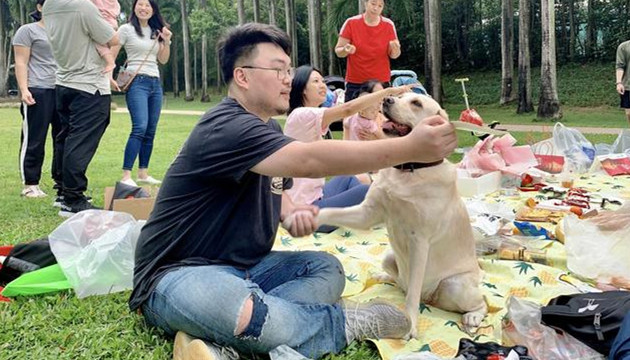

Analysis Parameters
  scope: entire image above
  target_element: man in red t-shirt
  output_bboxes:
[335,0,400,102]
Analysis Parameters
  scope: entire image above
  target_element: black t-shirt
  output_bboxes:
[129,97,294,311]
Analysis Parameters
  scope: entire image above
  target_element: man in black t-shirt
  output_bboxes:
[132,23,458,360]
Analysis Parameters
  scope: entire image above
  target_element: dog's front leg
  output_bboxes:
[404,239,430,340]
[317,203,384,230]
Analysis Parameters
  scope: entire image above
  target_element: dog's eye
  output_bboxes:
[411,99,423,108]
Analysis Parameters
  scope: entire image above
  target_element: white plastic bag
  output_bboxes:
[552,122,595,173]
[502,296,606,360]
[563,205,630,285]
[49,210,143,298]
[611,129,630,155]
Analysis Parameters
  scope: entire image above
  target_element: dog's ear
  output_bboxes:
[438,108,449,121]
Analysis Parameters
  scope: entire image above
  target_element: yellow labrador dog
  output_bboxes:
[317,93,487,339]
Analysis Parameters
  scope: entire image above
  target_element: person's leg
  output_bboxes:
[625,109,630,127]
[62,89,110,203]
[48,88,63,197]
[19,88,51,188]
[54,86,71,199]
[123,78,149,179]
[142,263,348,359]
[137,78,163,178]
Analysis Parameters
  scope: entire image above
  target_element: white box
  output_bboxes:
[456,170,502,197]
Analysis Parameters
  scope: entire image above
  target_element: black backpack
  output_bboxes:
[541,291,630,355]
[0,238,56,286]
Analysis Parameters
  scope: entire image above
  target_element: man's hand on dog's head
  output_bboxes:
[407,116,458,162]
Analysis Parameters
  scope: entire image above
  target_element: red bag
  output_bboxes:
[531,139,565,174]
[600,156,630,176]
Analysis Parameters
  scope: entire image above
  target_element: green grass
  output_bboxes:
[0,101,620,359]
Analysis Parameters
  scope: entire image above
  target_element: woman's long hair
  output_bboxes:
[128,0,169,42]
[29,0,46,22]
[288,65,321,114]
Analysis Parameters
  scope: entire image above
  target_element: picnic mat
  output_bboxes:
[273,173,630,359]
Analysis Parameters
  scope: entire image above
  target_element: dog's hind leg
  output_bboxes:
[433,272,487,329]
[373,250,398,283]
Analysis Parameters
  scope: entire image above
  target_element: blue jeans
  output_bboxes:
[313,176,369,232]
[123,75,163,170]
[141,251,348,359]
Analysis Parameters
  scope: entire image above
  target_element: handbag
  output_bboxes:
[115,38,159,92]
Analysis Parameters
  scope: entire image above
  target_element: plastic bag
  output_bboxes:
[563,205,630,286]
[552,122,595,173]
[611,129,630,155]
[502,296,606,360]
[48,210,143,298]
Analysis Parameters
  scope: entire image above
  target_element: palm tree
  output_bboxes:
[538,0,561,119]
[517,0,533,113]
[500,0,514,105]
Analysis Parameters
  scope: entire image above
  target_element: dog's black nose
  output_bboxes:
[384,96,395,105]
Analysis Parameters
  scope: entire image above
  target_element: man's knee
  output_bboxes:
[235,293,266,339]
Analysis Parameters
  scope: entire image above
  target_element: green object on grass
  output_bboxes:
[1,264,70,297]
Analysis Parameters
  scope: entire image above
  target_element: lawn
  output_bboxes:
[0,102,621,359]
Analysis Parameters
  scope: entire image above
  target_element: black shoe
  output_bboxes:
[58,198,101,217]
[53,195,92,208]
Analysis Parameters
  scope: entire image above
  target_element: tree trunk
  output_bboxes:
[193,41,198,95]
[201,0,209,102]
[424,0,442,103]
[326,0,335,75]
[307,0,322,70]
[517,0,533,113]
[253,0,260,22]
[180,0,193,101]
[284,0,297,65]
[238,0,245,25]
[559,0,568,61]
[500,0,514,105]
[269,0,276,25]
[216,50,222,90]
[585,0,595,59]
[358,0,364,14]
[538,0,562,119]
[0,1,8,97]
[568,0,576,61]
[19,0,26,25]
[173,37,180,97]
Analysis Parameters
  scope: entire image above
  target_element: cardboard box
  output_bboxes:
[103,186,157,220]
[457,170,502,197]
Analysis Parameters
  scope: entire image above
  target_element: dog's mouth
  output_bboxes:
[382,108,412,137]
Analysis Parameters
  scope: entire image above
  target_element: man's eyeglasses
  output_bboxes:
[241,66,295,80]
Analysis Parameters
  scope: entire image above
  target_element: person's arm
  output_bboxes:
[617,68,625,95]
[388,39,401,59]
[320,85,411,128]
[616,44,626,95]
[334,36,356,58]
[157,26,172,64]
[251,115,457,178]
[107,32,119,47]
[13,46,35,105]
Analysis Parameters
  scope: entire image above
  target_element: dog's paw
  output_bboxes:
[372,273,395,283]
[462,310,485,328]
[404,327,419,340]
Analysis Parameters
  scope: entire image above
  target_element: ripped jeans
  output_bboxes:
[141,251,348,359]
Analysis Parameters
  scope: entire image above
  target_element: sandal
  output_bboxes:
[21,185,47,198]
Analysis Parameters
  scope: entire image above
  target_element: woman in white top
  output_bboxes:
[112,0,172,186]
[284,65,408,231]
[13,0,61,198]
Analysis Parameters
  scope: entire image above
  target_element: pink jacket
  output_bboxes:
[91,0,121,29]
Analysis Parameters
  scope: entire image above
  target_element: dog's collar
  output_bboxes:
[393,160,444,172]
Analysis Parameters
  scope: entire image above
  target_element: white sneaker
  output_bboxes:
[342,299,411,343]
[120,178,138,187]
[173,331,239,360]
[21,185,47,198]
[136,176,162,185]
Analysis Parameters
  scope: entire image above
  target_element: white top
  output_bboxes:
[118,23,160,78]
[283,107,329,205]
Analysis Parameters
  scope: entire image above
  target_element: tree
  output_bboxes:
[180,0,193,101]
[0,1,13,97]
[424,0,442,103]
[253,0,260,22]
[284,0,297,65]
[238,0,245,25]
[500,0,514,104]
[517,0,533,113]
[538,0,562,119]
[269,0,277,25]
[585,0,596,59]
[325,0,335,75]
[200,0,210,102]
[307,0,322,70]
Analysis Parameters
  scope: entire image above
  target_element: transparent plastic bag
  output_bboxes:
[611,129,630,155]
[502,296,606,360]
[552,122,595,173]
[48,210,143,298]
[564,205,630,286]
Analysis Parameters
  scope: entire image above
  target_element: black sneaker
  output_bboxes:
[53,195,92,208]
[58,198,101,217]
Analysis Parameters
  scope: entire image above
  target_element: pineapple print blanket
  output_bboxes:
[273,173,630,359]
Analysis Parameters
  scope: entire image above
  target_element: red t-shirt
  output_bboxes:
[339,14,398,83]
